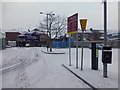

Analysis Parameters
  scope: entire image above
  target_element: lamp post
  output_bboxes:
[40,12,55,51]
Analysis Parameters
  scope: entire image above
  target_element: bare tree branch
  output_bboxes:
[38,12,66,39]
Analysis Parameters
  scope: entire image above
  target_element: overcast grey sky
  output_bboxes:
[0,0,119,33]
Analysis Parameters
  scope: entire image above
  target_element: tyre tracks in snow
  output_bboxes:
[2,47,39,88]
[14,48,36,88]
[28,48,51,87]
[15,65,30,88]
[1,50,28,74]
[14,47,44,88]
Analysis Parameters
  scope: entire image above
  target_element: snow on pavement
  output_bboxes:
[25,47,90,88]
[37,47,118,88]
[1,47,90,88]
[61,48,118,88]
[0,47,118,88]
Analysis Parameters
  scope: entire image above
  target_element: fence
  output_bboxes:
[0,38,6,50]
[52,40,74,48]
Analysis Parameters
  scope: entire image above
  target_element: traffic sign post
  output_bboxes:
[80,19,87,70]
[67,13,78,68]
[76,32,78,68]
[69,34,71,66]
[67,13,78,34]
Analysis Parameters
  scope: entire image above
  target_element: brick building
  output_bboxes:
[18,30,49,47]
[6,32,20,46]
[5,29,49,47]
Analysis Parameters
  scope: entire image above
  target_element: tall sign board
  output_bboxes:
[67,13,78,68]
[67,13,78,34]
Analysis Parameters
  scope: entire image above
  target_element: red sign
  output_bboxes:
[67,13,78,34]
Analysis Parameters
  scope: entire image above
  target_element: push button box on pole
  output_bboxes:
[102,46,112,64]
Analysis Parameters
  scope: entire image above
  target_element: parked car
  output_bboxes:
[6,45,12,48]
[25,43,30,47]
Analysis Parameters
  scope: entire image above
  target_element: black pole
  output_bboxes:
[104,0,107,45]
[103,0,108,78]
[47,14,49,51]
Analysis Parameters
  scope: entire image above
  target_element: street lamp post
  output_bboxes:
[40,12,55,52]
[46,14,49,51]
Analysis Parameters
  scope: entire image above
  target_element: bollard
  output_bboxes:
[91,43,98,70]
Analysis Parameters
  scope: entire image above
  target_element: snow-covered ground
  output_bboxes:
[0,47,118,89]
[63,48,118,88]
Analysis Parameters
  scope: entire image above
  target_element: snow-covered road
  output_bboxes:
[1,47,90,88]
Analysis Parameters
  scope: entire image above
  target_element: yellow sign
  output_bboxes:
[80,19,87,30]
[67,31,78,34]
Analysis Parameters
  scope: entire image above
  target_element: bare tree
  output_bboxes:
[38,12,66,51]
[51,16,66,39]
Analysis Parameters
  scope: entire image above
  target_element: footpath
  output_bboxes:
[42,48,118,89]
[62,64,118,89]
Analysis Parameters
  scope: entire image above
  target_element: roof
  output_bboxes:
[78,29,104,34]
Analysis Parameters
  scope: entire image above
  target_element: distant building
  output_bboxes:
[39,33,49,46]
[18,34,26,47]
[71,29,104,41]
[107,33,120,48]
[70,29,104,47]
[6,32,20,46]
[17,28,49,47]
[0,32,6,50]
[108,33,120,41]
